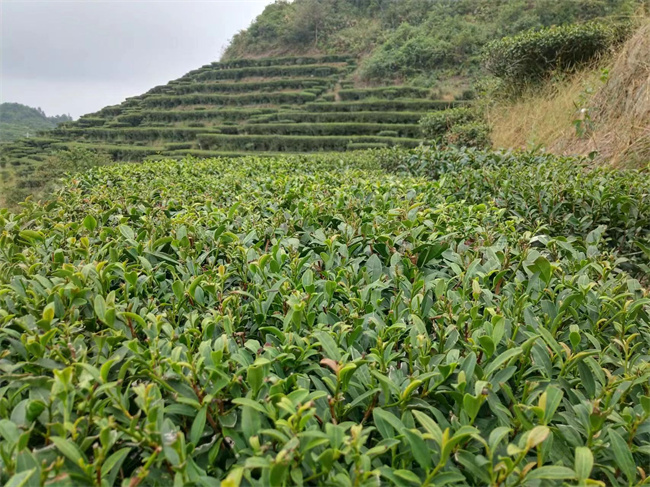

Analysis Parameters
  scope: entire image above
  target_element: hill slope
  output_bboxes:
[0,103,72,143]
[0,55,465,203]
[489,20,650,166]
[0,0,640,204]
[225,0,636,84]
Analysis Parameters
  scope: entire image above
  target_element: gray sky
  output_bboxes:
[0,0,273,118]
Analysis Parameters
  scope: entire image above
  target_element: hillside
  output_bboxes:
[0,103,72,143]
[0,0,639,205]
[224,0,636,84]
[0,55,465,203]
[489,19,650,166]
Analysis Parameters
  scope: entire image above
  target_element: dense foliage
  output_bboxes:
[419,109,491,148]
[1,150,649,486]
[483,21,630,86]
[0,103,72,143]
[378,146,650,271]
[5,147,114,206]
[224,0,637,82]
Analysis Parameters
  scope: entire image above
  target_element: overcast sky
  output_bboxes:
[0,0,273,118]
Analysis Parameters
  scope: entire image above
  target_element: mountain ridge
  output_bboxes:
[0,102,72,143]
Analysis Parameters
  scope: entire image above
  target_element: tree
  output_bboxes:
[289,0,332,46]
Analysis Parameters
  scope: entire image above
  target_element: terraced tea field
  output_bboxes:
[1,148,649,486]
[0,55,464,190]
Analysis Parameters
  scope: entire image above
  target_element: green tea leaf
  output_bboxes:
[50,436,86,466]
[609,429,636,482]
[574,446,593,481]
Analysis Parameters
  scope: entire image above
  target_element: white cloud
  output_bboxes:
[0,0,273,117]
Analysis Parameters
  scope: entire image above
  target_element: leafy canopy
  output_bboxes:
[1,149,649,486]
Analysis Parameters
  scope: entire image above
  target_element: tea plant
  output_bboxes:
[0,152,649,486]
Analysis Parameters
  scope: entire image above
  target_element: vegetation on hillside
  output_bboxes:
[2,1,646,205]
[488,19,650,165]
[0,55,461,203]
[484,21,629,88]
[1,149,649,486]
[0,103,72,143]
[224,0,637,83]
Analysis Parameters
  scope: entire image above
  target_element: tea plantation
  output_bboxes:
[1,148,649,486]
[0,55,463,194]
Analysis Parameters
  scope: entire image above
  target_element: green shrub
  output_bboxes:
[1,153,649,486]
[378,145,650,268]
[142,91,318,109]
[76,117,107,127]
[141,109,277,123]
[306,100,464,113]
[116,113,145,127]
[443,121,491,148]
[209,54,351,69]
[104,122,132,128]
[419,107,477,139]
[346,142,389,150]
[158,78,332,96]
[237,123,420,138]
[192,64,343,81]
[56,127,215,144]
[5,147,114,203]
[483,21,629,85]
[338,86,431,101]
[197,134,421,152]
[165,142,194,150]
[93,106,123,118]
[459,89,476,100]
[48,143,159,161]
[361,22,457,80]
[248,111,425,124]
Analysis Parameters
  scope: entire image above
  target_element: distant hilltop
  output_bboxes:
[0,102,72,143]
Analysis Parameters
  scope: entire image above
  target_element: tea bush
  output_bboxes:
[150,79,332,96]
[196,134,421,152]
[337,87,431,101]
[248,111,425,125]
[192,65,342,82]
[378,146,650,271]
[484,21,630,85]
[305,100,464,113]
[419,107,478,139]
[142,92,318,109]
[420,110,490,149]
[234,123,421,138]
[0,151,649,486]
[205,55,351,70]
[443,122,491,149]
[141,109,278,123]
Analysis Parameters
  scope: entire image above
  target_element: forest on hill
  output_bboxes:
[0,103,72,143]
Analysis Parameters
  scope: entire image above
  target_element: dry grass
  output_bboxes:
[487,68,605,152]
[489,20,650,168]
[587,21,650,166]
